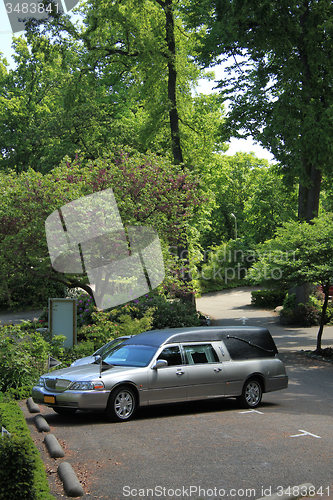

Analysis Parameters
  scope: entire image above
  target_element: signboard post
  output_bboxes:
[48,298,77,348]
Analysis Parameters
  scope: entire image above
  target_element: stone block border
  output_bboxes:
[26,398,84,497]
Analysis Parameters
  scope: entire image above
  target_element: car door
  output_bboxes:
[182,343,226,400]
[148,345,188,404]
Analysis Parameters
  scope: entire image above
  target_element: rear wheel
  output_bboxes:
[238,378,262,408]
[106,386,136,422]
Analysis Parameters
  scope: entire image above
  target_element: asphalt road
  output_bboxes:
[19,287,333,500]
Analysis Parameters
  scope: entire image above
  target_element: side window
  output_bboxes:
[183,344,219,365]
[157,346,182,366]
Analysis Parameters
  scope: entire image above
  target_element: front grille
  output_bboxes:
[45,378,72,392]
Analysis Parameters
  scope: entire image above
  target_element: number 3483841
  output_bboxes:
[5,3,59,14]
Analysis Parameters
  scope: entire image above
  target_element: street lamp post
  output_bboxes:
[231,213,237,240]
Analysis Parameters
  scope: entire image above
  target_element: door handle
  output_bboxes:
[214,368,222,372]
[176,370,185,375]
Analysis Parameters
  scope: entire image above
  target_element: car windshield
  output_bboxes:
[94,338,127,357]
[102,344,157,367]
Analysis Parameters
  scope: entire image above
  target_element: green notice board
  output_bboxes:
[48,298,77,348]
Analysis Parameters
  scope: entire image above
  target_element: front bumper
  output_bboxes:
[32,386,110,410]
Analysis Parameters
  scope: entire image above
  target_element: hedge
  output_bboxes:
[0,401,55,500]
[251,289,286,308]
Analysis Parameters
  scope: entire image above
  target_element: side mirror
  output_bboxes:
[152,359,168,370]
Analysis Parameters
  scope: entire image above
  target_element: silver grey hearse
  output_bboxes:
[32,327,288,422]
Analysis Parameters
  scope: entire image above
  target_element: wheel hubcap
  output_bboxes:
[115,391,133,419]
[245,382,260,406]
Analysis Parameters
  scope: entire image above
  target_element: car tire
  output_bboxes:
[106,386,136,422]
[238,378,262,408]
[53,407,77,415]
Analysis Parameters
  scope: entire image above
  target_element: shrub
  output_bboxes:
[77,307,155,349]
[0,401,55,500]
[251,289,287,308]
[0,435,35,500]
[0,325,65,392]
[120,294,200,329]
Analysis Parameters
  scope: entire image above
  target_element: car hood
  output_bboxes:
[42,363,135,382]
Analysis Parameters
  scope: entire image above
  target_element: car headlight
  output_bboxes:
[36,377,45,387]
[70,381,105,391]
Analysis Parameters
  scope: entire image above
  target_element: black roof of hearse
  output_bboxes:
[123,326,278,357]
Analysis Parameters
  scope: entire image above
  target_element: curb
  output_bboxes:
[256,483,315,500]
[44,434,65,458]
[29,410,84,496]
[58,462,84,497]
[34,414,51,433]
[26,397,40,413]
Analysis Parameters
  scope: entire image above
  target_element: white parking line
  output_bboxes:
[290,429,321,439]
[239,409,264,414]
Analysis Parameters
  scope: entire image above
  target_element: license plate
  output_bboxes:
[44,396,56,404]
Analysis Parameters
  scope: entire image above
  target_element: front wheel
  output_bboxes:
[106,386,136,422]
[238,379,262,408]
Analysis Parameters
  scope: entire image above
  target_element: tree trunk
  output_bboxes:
[298,162,322,222]
[295,163,322,307]
[164,0,184,166]
[162,0,194,304]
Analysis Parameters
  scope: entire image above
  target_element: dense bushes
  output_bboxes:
[0,276,65,312]
[116,295,200,330]
[251,289,287,308]
[0,326,64,393]
[279,293,322,326]
[0,401,55,500]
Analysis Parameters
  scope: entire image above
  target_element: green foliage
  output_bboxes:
[187,0,333,220]
[280,303,321,327]
[0,435,35,500]
[194,239,254,293]
[249,213,333,289]
[1,1,216,174]
[0,327,49,391]
[120,294,200,330]
[0,273,65,311]
[247,213,333,348]
[251,289,286,308]
[0,401,55,500]
[199,152,297,248]
[283,293,296,311]
[77,307,155,350]
[0,150,204,308]
[0,325,65,392]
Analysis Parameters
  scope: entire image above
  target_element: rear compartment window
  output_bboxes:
[183,344,219,364]
[224,334,277,360]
